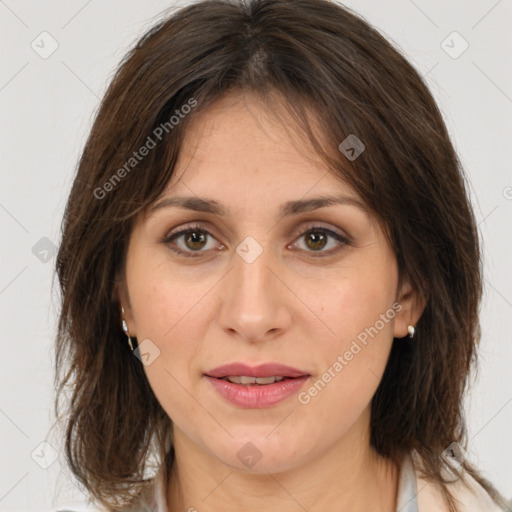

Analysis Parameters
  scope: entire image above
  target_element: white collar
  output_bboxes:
[396,452,419,512]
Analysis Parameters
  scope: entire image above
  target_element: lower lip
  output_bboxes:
[205,375,310,408]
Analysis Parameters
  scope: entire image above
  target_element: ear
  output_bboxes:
[393,276,426,338]
[113,271,137,337]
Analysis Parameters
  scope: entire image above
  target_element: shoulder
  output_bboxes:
[410,452,506,512]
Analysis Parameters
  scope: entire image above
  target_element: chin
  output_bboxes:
[208,430,314,475]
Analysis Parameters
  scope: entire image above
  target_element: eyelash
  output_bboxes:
[161,223,351,259]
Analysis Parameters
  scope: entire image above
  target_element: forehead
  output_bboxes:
[162,92,359,203]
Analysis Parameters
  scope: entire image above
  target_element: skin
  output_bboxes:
[120,91,424,512]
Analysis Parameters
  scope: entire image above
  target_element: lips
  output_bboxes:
[205,362,309,380]
[204,362,311,408]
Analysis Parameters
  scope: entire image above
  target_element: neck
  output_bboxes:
[166,414,399,512]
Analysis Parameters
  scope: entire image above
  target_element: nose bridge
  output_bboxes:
[218,240,290,342]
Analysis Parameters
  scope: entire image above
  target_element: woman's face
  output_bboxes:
[122,92,416,473]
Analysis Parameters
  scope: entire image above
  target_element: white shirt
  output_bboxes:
[56,451,506,511]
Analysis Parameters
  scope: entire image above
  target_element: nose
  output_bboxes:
[217,243,292,344]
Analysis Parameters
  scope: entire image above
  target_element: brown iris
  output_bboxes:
[305,230,328,251]
[184,230,207,251]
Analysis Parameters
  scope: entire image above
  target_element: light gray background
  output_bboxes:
[1,1,511,510]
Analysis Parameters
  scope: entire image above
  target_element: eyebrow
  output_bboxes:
[149,194,367,219]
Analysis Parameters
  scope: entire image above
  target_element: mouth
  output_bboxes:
[204,362,311,408]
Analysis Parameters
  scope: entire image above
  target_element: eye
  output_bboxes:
[290,225,350,256]
[162,224,222,258]
[162,223,350,259]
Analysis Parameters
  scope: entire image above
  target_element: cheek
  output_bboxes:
[312,261,398,347]
[126,256,211,424]
[125,249,214,391]
[127,248,208,340]
[301,256,398,409]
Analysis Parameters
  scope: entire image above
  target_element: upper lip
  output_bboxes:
[205,362,309,379]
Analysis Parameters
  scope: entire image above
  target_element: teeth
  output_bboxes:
[223,376,287,385]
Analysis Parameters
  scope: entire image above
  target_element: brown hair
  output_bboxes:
[54,0,505,510]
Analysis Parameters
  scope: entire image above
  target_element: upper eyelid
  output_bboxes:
[165,220,346,236]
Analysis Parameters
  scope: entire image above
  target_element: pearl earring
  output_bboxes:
[121,307,136,351]
[407,325,415,339]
